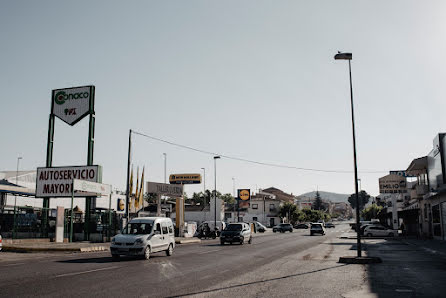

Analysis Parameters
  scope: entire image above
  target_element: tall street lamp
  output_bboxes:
[334,51,362,258]
[213,156,220,231]
[232,177,235,197]
[13,156,22,239]
[163,153,167,184]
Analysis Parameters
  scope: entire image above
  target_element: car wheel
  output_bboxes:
[248,237,252,244]
[310,232,313,236]
[290,229,293,233]
[240,237,244,245]
[366,233,373,237]
[273,229,277,233]
[111,254,120,261]
[144,246,151,260]
[220,240,225,245]
[166,244,173,256]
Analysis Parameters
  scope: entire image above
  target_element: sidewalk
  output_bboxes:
[1,237,201,253]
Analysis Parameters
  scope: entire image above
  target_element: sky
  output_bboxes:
[1,1,446,197]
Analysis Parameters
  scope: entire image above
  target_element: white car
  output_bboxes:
[363,225,396,237]
[110,217,175,260]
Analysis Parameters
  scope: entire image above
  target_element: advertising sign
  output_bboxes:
[379,174,407,194]
[73,179,111,196]
[237,189,251,209]
[147,181,184,197]
[36,165,102,198]
[117,198,125,213]
[169,173,201,184]
[52,85,95,126]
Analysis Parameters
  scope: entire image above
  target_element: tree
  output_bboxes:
[279,202,297,221]
[361,204,383,221]
[348,190,370,210]
[313,191,324,211]
[144,192,157,204]
[220,193,236,204]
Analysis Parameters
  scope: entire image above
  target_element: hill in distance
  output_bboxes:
[298,191,350,203]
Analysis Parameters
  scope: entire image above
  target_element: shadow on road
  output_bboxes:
[170,263,350,297]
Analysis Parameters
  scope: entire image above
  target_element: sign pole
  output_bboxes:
[43,113,55,237]
[108,190,112,242]
[85,86,96,241]
[70,186,74,243]
[125,130,132,228]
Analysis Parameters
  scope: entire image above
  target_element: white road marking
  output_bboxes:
[197,249,223,255]
[54,266,119,278]
[1,262,25,267]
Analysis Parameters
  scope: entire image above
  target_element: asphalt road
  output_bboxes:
[0,224,352,297]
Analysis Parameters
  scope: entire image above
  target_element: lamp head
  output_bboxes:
[334,52,352,60]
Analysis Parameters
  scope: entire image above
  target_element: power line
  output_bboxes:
[132,130,387,174]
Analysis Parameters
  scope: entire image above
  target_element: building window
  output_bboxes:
[252,204,258,209]
[253,217,258,221]
[225,212,232,219]
[269,204,276,211]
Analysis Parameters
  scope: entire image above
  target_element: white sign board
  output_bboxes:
[52,85,94,126]
[73,179,111,196]
[147,181,183,197]
[36,165,101,198]
[379,174,407,194]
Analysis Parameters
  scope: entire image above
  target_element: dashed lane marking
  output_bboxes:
[54,266,119,278]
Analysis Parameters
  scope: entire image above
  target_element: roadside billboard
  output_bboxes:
[379,174,407,194]
[169,174,201,184]
[237,189,250,209]
[52,85,95,126]
[36,165,102,197]
[147,181,184,197]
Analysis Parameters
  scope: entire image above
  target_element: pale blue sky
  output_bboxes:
[1,1,446,196]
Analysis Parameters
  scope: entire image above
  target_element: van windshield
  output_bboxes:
[122,222,153,235]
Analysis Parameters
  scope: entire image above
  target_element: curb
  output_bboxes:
[175,239,201,244]
[2,245,109,253]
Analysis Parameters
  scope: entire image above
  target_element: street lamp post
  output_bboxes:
[13,156,22,239]
[232,177,235,198]
[163,153,167,183]
[334,52,362,257]
[213,156,220,232]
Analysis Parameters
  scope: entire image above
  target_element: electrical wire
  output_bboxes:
[131,130,386,174]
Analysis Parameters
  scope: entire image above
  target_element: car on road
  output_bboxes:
[310,223,326,236]
[363,225,396,237]
[325,222,335,228]
[220,223,252,245]
[273,223,293,233]
[0,234,2,251]
[110,217,175,261]
[294,223,309,229]
[254,221,267,233]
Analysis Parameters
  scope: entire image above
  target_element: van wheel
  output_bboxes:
[166,244,173,256]
[144,246,151,260]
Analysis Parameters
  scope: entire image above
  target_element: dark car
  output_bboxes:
[220,223,252,245]
[273,223,293,233]
[310,223,326,236]
[294,223,309,229]
[325,222,335,228]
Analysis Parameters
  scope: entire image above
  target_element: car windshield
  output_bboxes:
[312,225,322,229]
[225,224,242,231]
[122,222,153,235]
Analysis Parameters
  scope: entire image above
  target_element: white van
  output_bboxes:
[110,217,175,260]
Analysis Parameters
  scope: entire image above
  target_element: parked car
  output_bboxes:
[360,223,386,236]
[294,223,309,229]
[310,223,326,236]
[220,223,252,245]
[254,222,267,233]
[273,223,293,233]
[0,234,2,251]
[110,217,175,260]
[325,222,335,228]
[363,226,396,237]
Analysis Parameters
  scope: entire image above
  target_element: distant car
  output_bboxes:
[254,222,267,233]
[294,223,309,229]
[0,234,2,251]
[220,223,252,245]
[325,222,335,228]
[364,226,396,237]
[273,223,293,233]
[310,223,326,236]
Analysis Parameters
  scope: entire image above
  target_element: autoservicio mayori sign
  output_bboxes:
[36,165,102,198]
[147,181,183,197]
[73,179,111,196]
[52,85,95,126]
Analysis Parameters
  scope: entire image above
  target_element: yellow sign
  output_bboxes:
[238,189,251,201]
[169,173,201,184]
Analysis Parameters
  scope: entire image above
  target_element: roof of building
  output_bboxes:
[406,156,428,175]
